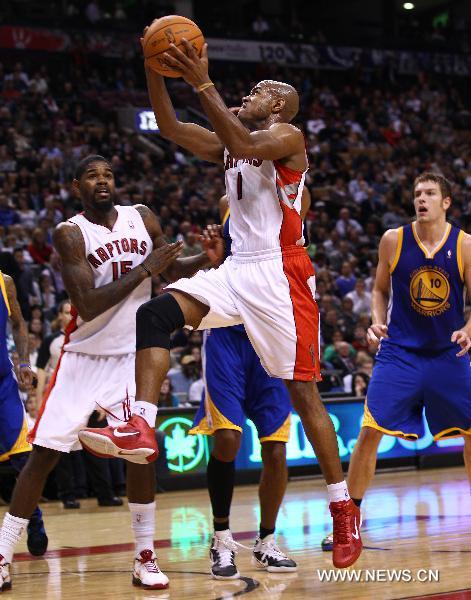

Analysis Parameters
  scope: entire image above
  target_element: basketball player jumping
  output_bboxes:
[79,36,363,568]
[192,191,308,579]
[321,173,471,550]
[0,155,223,591]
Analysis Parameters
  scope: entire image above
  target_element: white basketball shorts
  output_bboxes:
[168,246,321,381]
[28,351,135,452]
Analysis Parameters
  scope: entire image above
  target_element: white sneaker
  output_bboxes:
[0,555,11,591]
[210,531,248,580]
[252,535,297,572]
[132,549,169,589]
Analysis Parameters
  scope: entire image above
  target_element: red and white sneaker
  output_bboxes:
[0,555,11,591]
[132,549,169,589]
[330,499,362,568]
[78,415,158,464]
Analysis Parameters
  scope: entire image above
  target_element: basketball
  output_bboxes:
[143,15,205,78]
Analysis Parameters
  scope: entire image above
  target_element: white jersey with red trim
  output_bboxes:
[63,205,152,356]
[224,149,306,255]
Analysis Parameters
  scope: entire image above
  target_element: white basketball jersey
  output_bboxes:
[224,150,306,254]
[64,205,152,355]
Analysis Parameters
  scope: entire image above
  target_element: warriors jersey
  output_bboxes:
[0,272,11,377]
[64,205,152,355]
[224,150,307,254]
[387,222,465,352]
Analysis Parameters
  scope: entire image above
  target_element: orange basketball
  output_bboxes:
[143,15,205,78]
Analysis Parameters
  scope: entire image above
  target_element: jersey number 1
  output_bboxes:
[237,172,243,200]
[112,260,133,281]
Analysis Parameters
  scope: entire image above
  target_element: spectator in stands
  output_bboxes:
[330,341,357,378]
[0,194,19,227]
[346,279,372,316]
[335,208,363,238]
[159,378,179,408]
[343,352,373,396]
[181,231,203,258]
[27,228,53,265]
[335,262,357,297]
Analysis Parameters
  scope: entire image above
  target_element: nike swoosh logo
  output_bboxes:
[113,428,139,438]
[352,520,360,540]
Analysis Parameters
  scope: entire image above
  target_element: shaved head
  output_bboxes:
[258,80,300,122]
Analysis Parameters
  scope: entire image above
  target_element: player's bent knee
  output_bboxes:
[358,426,383,446]
[261,442,286,468]
[136,293,185,351]
[213,429,241,461]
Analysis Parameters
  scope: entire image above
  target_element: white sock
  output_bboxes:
[129,501,156,556]
[214,528,231,539]
[0,513,29,563]
[133,401,157,428]
[327,481,350,503]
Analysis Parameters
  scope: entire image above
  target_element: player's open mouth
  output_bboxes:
[96,189,110,198]
[418,207,428,214]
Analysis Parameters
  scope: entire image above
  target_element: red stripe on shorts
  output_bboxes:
[28,307,79,443]
[280,247,321,381]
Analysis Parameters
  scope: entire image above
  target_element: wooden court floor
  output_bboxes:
[3,466,471,599]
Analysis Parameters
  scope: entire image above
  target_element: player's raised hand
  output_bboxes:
[451,329,471,357]
[201,224,224,266]
[367,323,388,348]
[163,39,210,88]
[143,241,183,276]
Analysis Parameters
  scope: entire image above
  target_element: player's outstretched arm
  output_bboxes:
[53,222,183,322]
[451,233,471,356]
[367,229,398,346]
[4,274,35,388]
[163,41,305,162]
[144,64,223,164]
[135,205,222,282]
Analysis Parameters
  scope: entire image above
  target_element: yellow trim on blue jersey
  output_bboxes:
[411,222,451,259]
[362,401,418,441]
[221,208,230,226]
[0,418,31,462]
[433,426,471,441]
[389,227,403,274]
[457,230,465,282]
[0,272,11,316]
[259,415,291,443]
[189,390,242,437]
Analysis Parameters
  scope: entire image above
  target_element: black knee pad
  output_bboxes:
[136,293,185,351]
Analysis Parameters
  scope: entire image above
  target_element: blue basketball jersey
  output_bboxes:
[387,223,465,352]
[0,272,12,377]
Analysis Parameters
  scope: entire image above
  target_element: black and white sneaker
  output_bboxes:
[209,531,241,580]
[252,535,297,572]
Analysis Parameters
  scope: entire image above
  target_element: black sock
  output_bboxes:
[214,520,230,532]
[351,497,363,507]
[259,525,275,540]
[207,454,235,529]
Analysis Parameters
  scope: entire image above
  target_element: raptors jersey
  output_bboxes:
[64,205,152,355]
[224,150,306,254]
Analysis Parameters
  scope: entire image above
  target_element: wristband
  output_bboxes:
[195,81,214,93]
[20,363,31,369]
[140,263,151,277]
